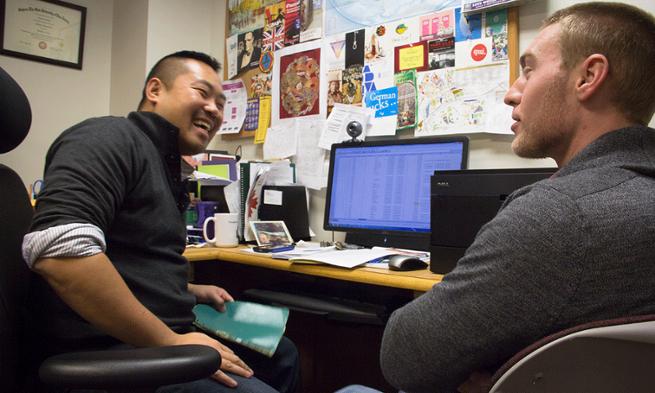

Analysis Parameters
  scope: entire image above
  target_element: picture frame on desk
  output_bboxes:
[250,220,293,246]
[0,0,86,69]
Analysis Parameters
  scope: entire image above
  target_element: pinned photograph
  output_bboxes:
[250,220,294,246]
[237,28,263,72]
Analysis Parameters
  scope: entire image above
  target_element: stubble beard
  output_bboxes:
[512,75,570,160]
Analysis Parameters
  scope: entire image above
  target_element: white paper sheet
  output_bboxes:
[219,79,247,134]
[289,248,398,269]
[226,34,239,80]
[263,189,283,206]
[295,119,330,190]
[455,37,494,68]
[223,180,241,214]
[263,125,298,160]
[318,103,369,150]
[267,160,297,185]
[324,33,346,70]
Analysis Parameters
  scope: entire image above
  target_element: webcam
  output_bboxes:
[346,120,363,142]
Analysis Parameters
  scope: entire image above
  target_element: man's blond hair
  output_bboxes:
[544,2,655,125]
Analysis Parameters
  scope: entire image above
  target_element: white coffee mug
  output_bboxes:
[203,213,239,247]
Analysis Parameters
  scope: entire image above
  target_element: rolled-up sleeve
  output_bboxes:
[22,223,106,268]
[24,118,139,267]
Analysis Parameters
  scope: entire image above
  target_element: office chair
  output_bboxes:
[0,66,220,392]
[489,314,655,393]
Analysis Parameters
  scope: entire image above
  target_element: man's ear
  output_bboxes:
[575,54,610,102]
[144,77,164,105]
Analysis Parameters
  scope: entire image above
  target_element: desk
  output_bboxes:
[184,246,442,292]
[184,246,443,392]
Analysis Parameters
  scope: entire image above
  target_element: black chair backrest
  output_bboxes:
[0,66,34,392]
[0,66,31,153]
[0,166,34,391]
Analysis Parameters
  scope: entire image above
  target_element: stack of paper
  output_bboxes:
[289,248,400,269]
[270,244,335,260]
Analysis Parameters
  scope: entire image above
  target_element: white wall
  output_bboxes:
[146,0,218,72]
[0,0,114,187]
[110,0,148,117]
[109,0,226,115]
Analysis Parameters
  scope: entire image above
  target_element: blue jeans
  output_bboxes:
[333,385,384,393]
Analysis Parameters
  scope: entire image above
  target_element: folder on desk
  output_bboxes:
[195,159,236,201]
[258,185,310,242]
[193,302,289,357]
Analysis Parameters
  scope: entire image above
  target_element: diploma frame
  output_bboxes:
[0,0,86,69]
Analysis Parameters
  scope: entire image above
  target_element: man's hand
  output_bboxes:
[188,283,234,312]
[174,331,253,388]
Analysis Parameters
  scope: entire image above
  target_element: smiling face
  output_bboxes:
[504,24,576,163]
[145,59,225,155]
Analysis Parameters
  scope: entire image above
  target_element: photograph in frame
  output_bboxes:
[250,220,294,246]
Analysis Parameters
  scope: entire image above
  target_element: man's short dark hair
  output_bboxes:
[138,50,222,110]
[544,2,655,125]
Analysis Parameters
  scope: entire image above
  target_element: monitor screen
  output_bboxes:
[324,136,468,249]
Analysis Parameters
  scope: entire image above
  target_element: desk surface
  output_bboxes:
[184,246,442,292]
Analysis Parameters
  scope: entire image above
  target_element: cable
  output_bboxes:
[234,145,242,162]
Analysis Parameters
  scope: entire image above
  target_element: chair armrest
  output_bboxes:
[39,344,221,389]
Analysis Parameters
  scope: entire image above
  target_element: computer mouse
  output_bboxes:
[387,255,428,271]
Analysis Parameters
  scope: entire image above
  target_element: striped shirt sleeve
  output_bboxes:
[22,223,106,268]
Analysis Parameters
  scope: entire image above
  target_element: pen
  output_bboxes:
[269,244,295,253]
[253,244,296,253]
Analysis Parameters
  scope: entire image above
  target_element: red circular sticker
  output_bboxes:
[471,44,487,62]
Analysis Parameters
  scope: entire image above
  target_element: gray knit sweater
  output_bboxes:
[380,126,655,393]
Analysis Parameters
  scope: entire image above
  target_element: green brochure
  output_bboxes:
[193,302,289,357]
[394,69,417,130]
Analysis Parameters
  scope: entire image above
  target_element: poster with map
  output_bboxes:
[324,0,459,36]
[415,63,512,136]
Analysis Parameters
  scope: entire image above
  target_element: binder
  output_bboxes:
[239,161,296,241]
[199,158,238,181]
[258,185,310,242]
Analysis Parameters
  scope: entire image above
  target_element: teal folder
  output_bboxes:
[193,302,289,357]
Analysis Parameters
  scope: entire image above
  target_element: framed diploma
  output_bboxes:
[0,0,86,69]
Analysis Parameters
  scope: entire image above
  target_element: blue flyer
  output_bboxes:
[365,87,398,118]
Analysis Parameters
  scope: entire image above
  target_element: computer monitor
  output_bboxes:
[324,136,469,250]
